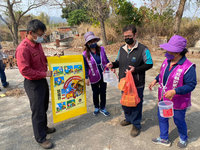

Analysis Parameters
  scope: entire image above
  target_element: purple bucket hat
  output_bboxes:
[159,35,187,53]
[84,31,100,44]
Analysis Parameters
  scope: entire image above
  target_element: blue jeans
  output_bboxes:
[122,87,144,129]
[158,108,187,141]
[0,60,8,87]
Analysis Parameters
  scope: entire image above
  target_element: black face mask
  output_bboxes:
[125,38,134,45]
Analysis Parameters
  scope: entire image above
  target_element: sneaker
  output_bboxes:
[100,108,110,116]
[93,108,99,115]
[120,119,131,126]
[130,125,140,137]
[46,127,56,134]
[39,140,53,149]
[152,137,171,147]
[177,139,187,148]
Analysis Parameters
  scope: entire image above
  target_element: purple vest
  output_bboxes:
[158,58,194,110]
[83,46,108,84]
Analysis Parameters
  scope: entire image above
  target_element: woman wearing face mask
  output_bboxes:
[83,31,110,116]
[149,35,197,148]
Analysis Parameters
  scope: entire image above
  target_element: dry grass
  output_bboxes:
[5,88,25,97]
[0,26,12,41]
[71,23,120,48]
[179,19,200,47]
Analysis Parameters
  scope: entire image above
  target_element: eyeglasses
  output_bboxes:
[33,32,46,37]
[123,35,134,39]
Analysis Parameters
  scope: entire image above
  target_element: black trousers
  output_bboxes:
[91,79,107,109]
[24,78,49,143]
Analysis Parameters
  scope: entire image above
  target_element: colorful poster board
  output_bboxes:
[47,55,87,123]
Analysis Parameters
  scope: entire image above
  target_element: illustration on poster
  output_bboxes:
[56,102,66,113]
[53,66,64,76]
[54,77,64,86]
[74,65,83,74]
[61,76,84,100]
[64,66,73,74]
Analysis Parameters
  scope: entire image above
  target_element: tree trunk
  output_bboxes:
[99,19,108,45]
[7,0,19,47]
[1,0,48,47]
[173,0,187,34]
[13,23,19,46]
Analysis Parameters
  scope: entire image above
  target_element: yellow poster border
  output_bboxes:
[47,55,87,123]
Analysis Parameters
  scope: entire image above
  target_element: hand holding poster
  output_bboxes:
[47,55,87,123]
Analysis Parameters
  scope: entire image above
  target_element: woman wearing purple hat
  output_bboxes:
[83,31,110,116]
[149,35,197,148]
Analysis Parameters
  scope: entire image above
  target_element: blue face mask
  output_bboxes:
[89,43,97,48]
[34,36,44,43]
[165,52,174,60]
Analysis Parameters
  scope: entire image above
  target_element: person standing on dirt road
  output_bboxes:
[106,24,153,137]
[16,19,55,149]
[83,31,110,116]
[149,35,197,148]
[0,41,9,90]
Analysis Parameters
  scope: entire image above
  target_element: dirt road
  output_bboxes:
[0,51,200,150]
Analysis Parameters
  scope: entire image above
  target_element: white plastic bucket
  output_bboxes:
[158,101,174,118]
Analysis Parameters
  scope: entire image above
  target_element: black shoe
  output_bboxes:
[3,82,9,88]
[46,127,56,134]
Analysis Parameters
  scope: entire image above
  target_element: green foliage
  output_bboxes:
[61,5,77,19]
[137,6,175,36]
[67,9,90,26]
[61,0,91,26]
[90,17,100,26]
[112,0,143,27]
[61,0,87,19]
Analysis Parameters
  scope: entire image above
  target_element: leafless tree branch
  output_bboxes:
[11,0,22,6]
[17,1,48,24]
[0,0,49,46]
[0,14,14,36]
[0,4,8,8]
[50,0,65,9]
